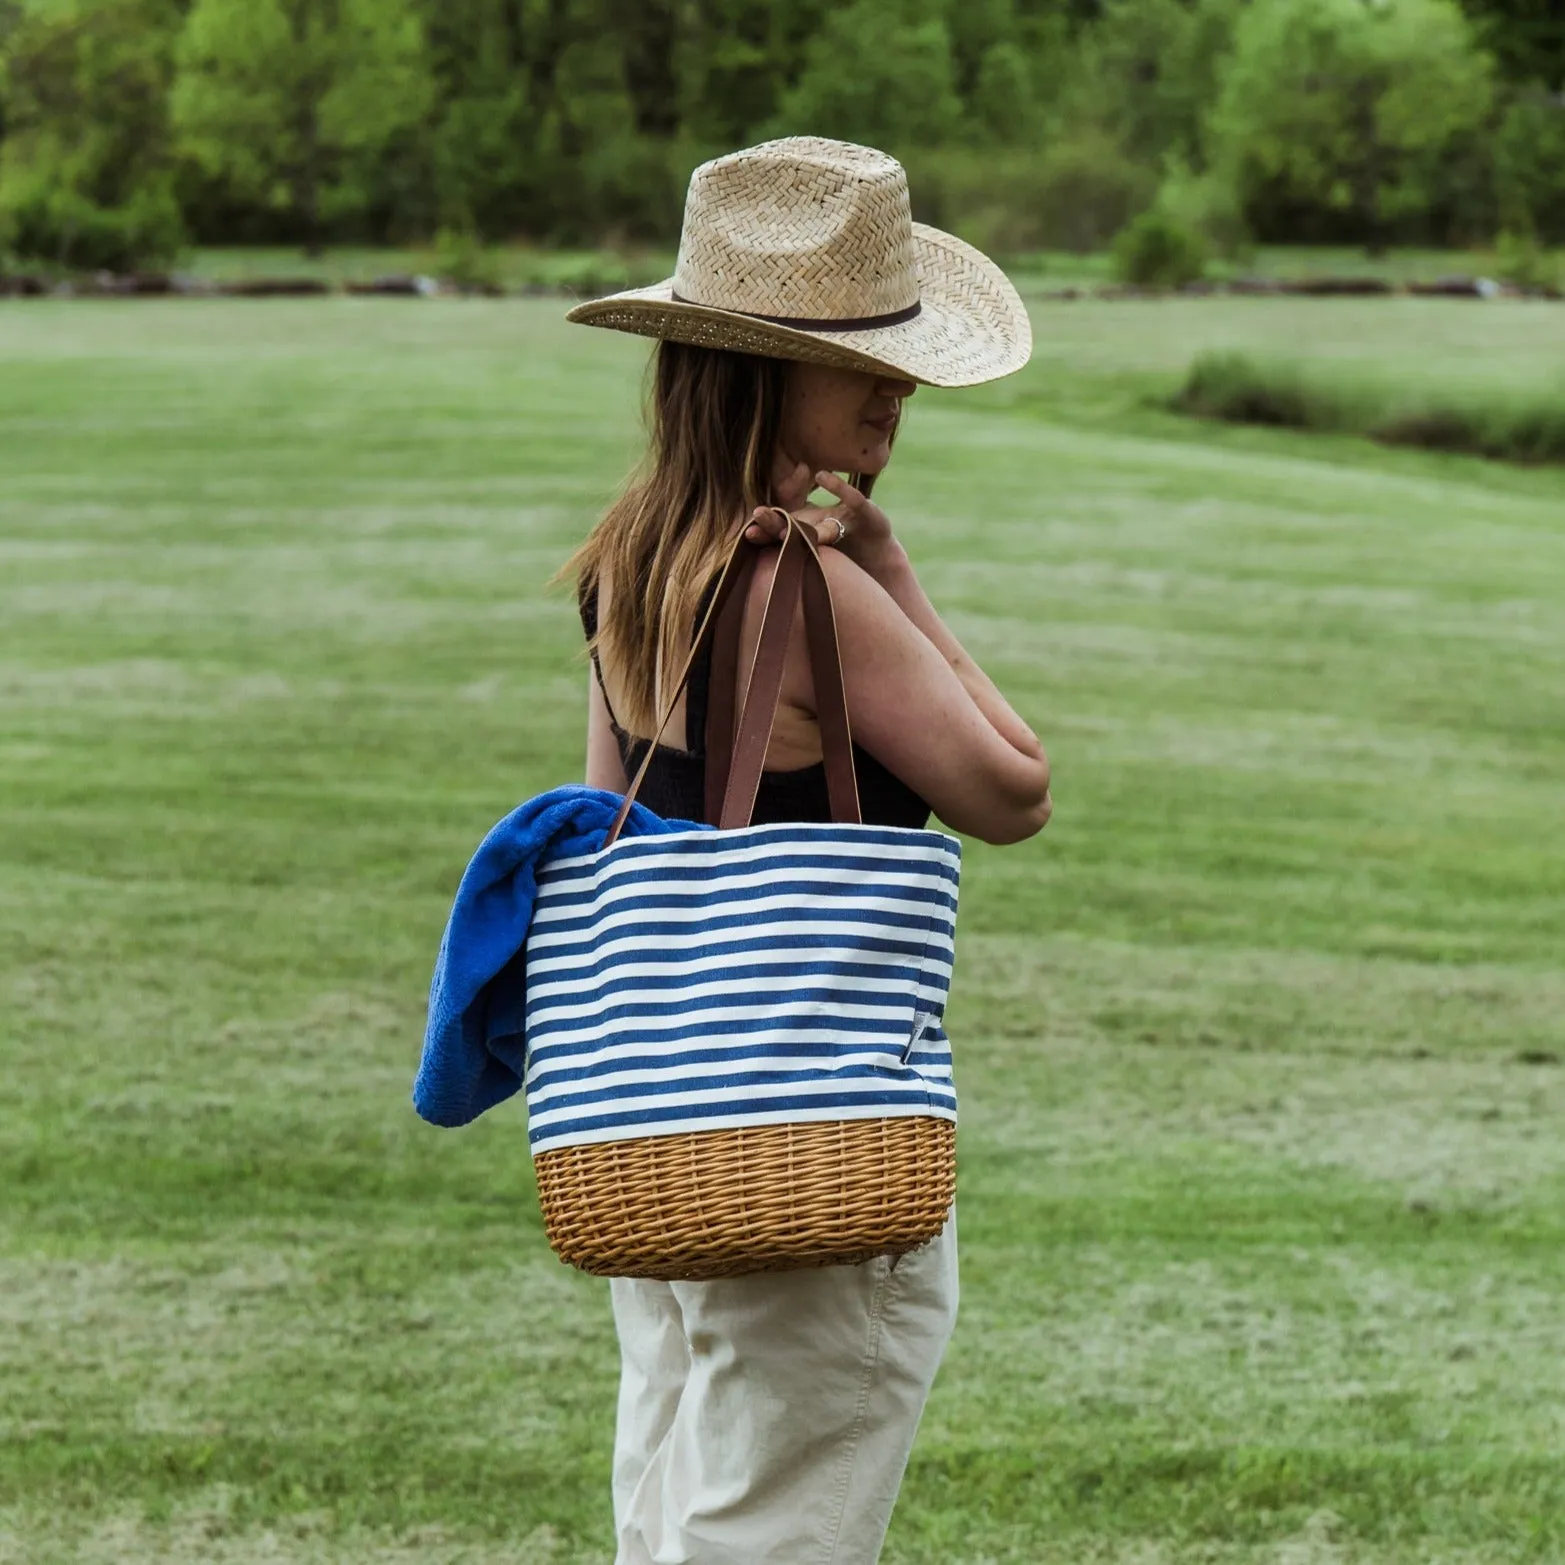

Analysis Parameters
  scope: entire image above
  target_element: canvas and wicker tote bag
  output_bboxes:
[524,514,960,1280]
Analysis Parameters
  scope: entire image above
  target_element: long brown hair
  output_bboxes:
[568,341,785,735]
[570,340,885,736]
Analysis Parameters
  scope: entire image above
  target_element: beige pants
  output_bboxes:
[608,1215,958,1565]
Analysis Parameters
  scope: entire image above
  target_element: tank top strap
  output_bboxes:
[576,581,621,729]
[578,578,719,756]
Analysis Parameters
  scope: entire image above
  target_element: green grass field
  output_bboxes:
[2,294,1563,1564]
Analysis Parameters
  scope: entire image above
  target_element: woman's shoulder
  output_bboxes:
[745,537,874,599]
[812,545,916,646]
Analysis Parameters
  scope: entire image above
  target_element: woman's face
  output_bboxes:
[777,363,917,478]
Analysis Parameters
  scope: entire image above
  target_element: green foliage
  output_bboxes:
[770,0,965,150]
[1210,0,1495,249]
[171,0,436,248]
[1459,0,1565,90]
[428,84,534,238]
[1028,130,1157,253]
[0,0,1560,257]
[0,0,185,268]
[1173,345,1565,463]
[670,0,829,149]
[1066,0,1241,169]
[1494,226,1563,292]
[0,171,182,269]
[539,247,668,297]
[1152,156,1251,261]
[1494,87,1565,242]
[1112,207,1207,287]
[432,222,501,292]
[906,132,1154,255]
[971,40,1037,144]
[1172,349,1353,430]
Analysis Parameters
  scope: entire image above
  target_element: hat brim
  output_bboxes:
[564,224,1031,390]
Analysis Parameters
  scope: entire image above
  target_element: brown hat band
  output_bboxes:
[671,292,922,333]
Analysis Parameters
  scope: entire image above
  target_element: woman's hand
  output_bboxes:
[742,462,898,572]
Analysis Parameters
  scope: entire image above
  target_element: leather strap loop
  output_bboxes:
[605,509,862,847]
[798,528,861,825]
[717,523,810,830]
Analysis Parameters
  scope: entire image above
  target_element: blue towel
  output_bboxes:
[413,785,706,1128]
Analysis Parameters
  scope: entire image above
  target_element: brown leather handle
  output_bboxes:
[604,510,861,848]
[798,526,860,825]
[711,516,861,830]
[715,523,812,829]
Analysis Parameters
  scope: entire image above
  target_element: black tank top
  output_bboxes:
[580,586,931,830]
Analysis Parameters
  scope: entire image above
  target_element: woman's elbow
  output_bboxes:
[973,789,1051,845]
[926,744,1052,845]
[1002,754,1052,839]
[965,765,1053,844]
[1024,787,1054,837]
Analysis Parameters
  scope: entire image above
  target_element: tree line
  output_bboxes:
[0,0,1562,273]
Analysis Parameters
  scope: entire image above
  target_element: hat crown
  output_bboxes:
[673,137,920,323]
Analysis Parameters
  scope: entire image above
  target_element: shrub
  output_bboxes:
[1172,352,1317,427]
[1172,351,1565,466]
[1112,210,1207,288]
[1369,399,1565,465]
[1369,405,1486,456]
[1494,403,1565,465]
[1494,229,1562,295]
[1154,158,1252,262]
[533,250,668,298]
[0,178,185,272]
[433,226,503,294]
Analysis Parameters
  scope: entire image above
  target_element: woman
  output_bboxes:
[566,137,1051,1564]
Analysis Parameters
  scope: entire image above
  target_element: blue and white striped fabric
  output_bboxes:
[522,822,961,1155]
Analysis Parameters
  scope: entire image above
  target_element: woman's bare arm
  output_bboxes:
[744,474,1051,842]
[841,535,1041,759]
[816,547,1050,844]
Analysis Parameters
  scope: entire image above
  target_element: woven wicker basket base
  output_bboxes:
[534,1117,956,1280]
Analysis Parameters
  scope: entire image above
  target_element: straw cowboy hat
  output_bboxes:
[566,137,1032,389]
